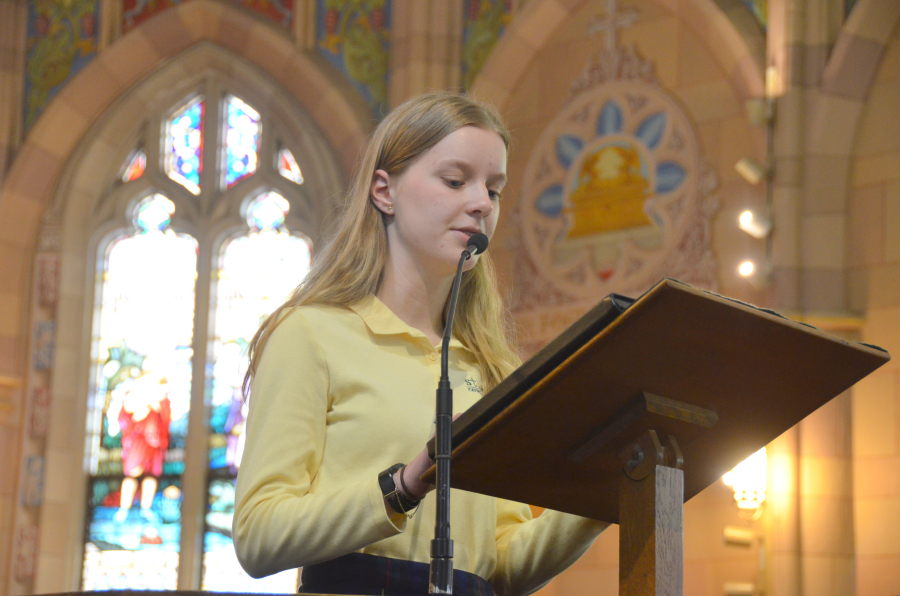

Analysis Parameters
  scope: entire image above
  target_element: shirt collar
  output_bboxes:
[349,295,470,351]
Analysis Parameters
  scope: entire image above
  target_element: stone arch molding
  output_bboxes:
[824,0,900,94]
[0,0,371,293]
[470,0,765,107]
[807,0,900,157]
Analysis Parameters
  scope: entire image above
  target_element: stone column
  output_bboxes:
[768,0,805,313]
[767,426,802,596]
[799,389,855,596]
[388,0,464,109]
[0,0,27,187]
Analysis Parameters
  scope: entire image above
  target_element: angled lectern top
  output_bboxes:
[426,278,889,523]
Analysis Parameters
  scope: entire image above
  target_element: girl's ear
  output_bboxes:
[370,169,394,215]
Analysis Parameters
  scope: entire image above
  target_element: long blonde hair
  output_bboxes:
[243,92,521,395]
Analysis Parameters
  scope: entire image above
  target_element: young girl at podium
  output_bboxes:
[233,93,607,596]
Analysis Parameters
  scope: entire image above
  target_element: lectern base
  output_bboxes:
[618,428,686,596]
[620,464,684,596]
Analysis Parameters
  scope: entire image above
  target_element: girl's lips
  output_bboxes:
[451,229,477,244]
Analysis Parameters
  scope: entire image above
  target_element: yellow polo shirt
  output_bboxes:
[233,296,607,595]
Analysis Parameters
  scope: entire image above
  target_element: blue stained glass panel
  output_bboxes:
[224,96,261,188]
[166,98,204,195]
[134,194,175,233]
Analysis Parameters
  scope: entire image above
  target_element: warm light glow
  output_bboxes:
[737,209,772,239]
[738,261,755,277]
[735,157,765,185]
[765,65,780,98]
[723,447,767,513]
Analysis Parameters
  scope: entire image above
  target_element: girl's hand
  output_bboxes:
[398,446,434,500]
[397,413,461,500]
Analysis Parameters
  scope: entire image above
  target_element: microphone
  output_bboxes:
[430,232,489,594]
[465,232,489,257]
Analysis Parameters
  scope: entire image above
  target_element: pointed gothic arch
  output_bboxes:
[0,4,371,591]
[0,0,370,404]
[469,0,766,107]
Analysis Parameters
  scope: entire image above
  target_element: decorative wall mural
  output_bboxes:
[32,321,55,370]
[122,0,295,34]
[740,0,766,28]
[122,0,183,32]
[516,1,718,312]
[29,387,52,439]
[24,0,100,130]
[462,0,512,88]
[14,525,39,581]
[317,0,391,116]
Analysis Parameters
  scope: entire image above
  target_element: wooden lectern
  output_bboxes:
[426,278,890,596]
[60,281,888,596]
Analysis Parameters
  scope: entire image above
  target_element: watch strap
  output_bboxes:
[378,463,420,517]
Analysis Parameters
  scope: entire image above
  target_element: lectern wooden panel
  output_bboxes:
[426,278,889,523]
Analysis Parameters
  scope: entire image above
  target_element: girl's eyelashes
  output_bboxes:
[442,176,502,200]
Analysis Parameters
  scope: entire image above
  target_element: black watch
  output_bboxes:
[378,463,421,517]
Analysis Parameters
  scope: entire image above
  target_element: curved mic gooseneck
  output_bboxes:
[430,232,489,595]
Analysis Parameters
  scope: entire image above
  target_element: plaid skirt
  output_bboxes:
[299,552,495,596]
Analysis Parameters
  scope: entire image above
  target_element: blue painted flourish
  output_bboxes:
[535,184,564,218]
[635,113,667,150]
[655,162,686,193]
[555,135,584,169]
[596,101,624,136]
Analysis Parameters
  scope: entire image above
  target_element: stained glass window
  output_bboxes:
[88,86,320,591]
[83,194,198,590]
[122,149,146,182]
[166,98,204,195]
[278,148,304,184]
[224,96,261,188]
[202,191,312,592]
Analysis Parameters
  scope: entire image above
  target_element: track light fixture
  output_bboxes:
[738,210,772,239]
[735,158,767,186]
[737,259,770,289]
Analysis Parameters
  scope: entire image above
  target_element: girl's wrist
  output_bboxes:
[396,466,427,500]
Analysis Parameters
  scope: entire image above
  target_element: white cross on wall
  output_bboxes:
[589,0,639,51]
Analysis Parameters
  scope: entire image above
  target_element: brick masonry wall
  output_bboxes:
[850,19,900,596]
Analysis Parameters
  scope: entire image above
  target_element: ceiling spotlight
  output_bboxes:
[738,210,772,239]
[737,259,771,289]
[735,158,767,185]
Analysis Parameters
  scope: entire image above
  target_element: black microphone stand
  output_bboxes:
[429,236,483,594]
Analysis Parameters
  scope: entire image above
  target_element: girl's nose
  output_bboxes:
[468,185,493,217]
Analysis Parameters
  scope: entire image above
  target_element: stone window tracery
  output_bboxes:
[83,88,311,593]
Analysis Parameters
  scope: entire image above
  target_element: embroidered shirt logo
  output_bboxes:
[465,379,484,394]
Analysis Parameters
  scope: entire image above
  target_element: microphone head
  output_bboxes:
[466,232,490,256]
